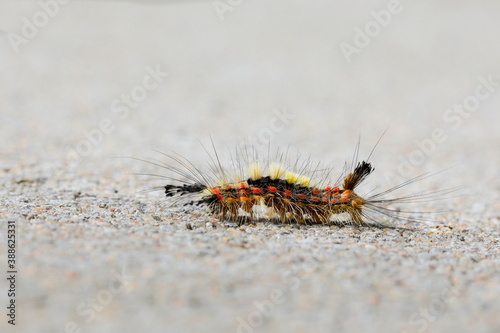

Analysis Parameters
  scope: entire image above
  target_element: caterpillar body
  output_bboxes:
[143,142,452,227]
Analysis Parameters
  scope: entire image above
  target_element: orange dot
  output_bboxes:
[297,194,307,200]
[268,186,277,193]
[212,188,221,194]
[321,197,329,202]
[313,189,321,195]
[311,196,319,202]
[325,186,332,191]
[252,188,261,194]
[284,190,292,196]
[333,187,340,191]
[341,197,349,203]
[240,196,249,202]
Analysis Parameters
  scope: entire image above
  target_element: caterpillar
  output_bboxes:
[139,140,454,227]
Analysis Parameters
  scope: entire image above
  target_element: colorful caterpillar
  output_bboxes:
[165,159,376,225]
[152,142,451,227]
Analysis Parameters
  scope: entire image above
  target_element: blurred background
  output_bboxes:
[1,1,499,332]
[1,1,499,175]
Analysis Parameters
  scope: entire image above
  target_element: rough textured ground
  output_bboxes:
[0,1,499,333]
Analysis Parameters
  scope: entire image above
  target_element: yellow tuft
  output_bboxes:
[248,161,263,181]
[215,179,229,186]
[269,163,286,180]
[201,188,212,196]
[285,172,300,183]
[297,176,311,186]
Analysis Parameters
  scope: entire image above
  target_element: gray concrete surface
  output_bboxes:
[0,1,499,332]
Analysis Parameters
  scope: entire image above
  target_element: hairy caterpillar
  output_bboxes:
[138,139,454,227]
